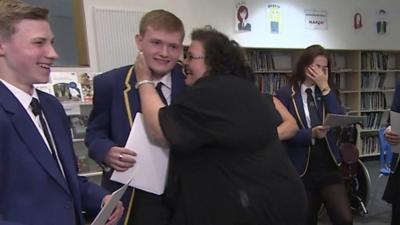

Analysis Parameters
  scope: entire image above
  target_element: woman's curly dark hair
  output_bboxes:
[191,26,255,82]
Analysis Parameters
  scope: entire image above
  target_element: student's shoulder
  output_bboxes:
[95,65,133,82]
[171,60,184,76]
[37,89,64,109]
[37,89,57,100]
[276,84,292,96]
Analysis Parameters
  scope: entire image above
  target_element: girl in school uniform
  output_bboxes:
[276,44,353,225]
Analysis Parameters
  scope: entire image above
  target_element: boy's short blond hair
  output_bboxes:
[0,0,48,40]
[139,9,185,40]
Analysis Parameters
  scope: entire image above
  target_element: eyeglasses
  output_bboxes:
[186,52,206,61]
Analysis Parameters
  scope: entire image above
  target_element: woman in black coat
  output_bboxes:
[134,27,307,225]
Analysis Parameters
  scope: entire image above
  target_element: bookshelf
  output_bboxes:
[62,72,101,176]
[65,103,102,177]
[358,51,399,156]
[245,48,400,157]
[246,49,299,95]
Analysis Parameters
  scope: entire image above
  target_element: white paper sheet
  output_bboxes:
[323,113,365,127]
[390,111,400,153]
[110,113,169,195]
[91,183,128,225]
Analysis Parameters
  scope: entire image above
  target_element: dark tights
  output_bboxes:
[306,183,353,225]
[391,202,400,225]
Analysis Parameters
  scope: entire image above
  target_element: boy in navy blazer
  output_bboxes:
[0,1,123,225]
[85,9,186,225]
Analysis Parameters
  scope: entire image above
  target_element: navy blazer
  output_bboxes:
[276,84,345,176]
[0,83,106,225]
[85,63,186,221]
[392,81,400,113]
[390,81,400,170]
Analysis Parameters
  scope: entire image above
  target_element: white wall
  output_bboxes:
[80,0,400,71]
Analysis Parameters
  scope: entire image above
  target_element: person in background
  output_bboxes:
[383,80,400,225]
[134,26,307,225]
[0,1,123,225]
[276,44,353,225]
[85,9,186,225]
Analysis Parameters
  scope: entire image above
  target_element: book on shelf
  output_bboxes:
[69,115,89,139]
[361,111,389,129]
[329,53,346,71]
[78,72,97,103]
[361,52,390,70]
[360,134,380,155]
[77,154,102,174]
[34,71,98,104]
[272,54,292,70]
[51,72,83,103]
[333,73,346,90]
[255,73,289,94]
[246,50,293,72]
[361,92,387,110]
[246,51,274,71]
[361,72,386,89]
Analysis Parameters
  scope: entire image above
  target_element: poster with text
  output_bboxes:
[305,10,328,30]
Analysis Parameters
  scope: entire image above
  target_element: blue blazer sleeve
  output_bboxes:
[78,175,108,215]
[321,90,345,115]
[85,74,116,164]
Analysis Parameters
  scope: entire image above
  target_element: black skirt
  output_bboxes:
[302,139,343,190]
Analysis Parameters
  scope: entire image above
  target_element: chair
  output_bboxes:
[319,125,371,216]
[340,143,371,215]
[339,124,371,214]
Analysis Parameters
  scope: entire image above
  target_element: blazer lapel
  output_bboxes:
[122,63,185,126]
[123,66,140,127]
[291,85,308,129]
[39,94,76,194]
[170,63,186,100]
[0,84,70,194]
[314,89,325,121]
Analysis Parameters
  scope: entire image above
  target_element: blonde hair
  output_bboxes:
[139,9,184,40]
[0,0,48,40]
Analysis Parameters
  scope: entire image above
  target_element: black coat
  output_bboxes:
[160,75,307,225]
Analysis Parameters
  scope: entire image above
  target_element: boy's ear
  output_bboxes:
[0,41,5,56]
[135,34,143,51]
